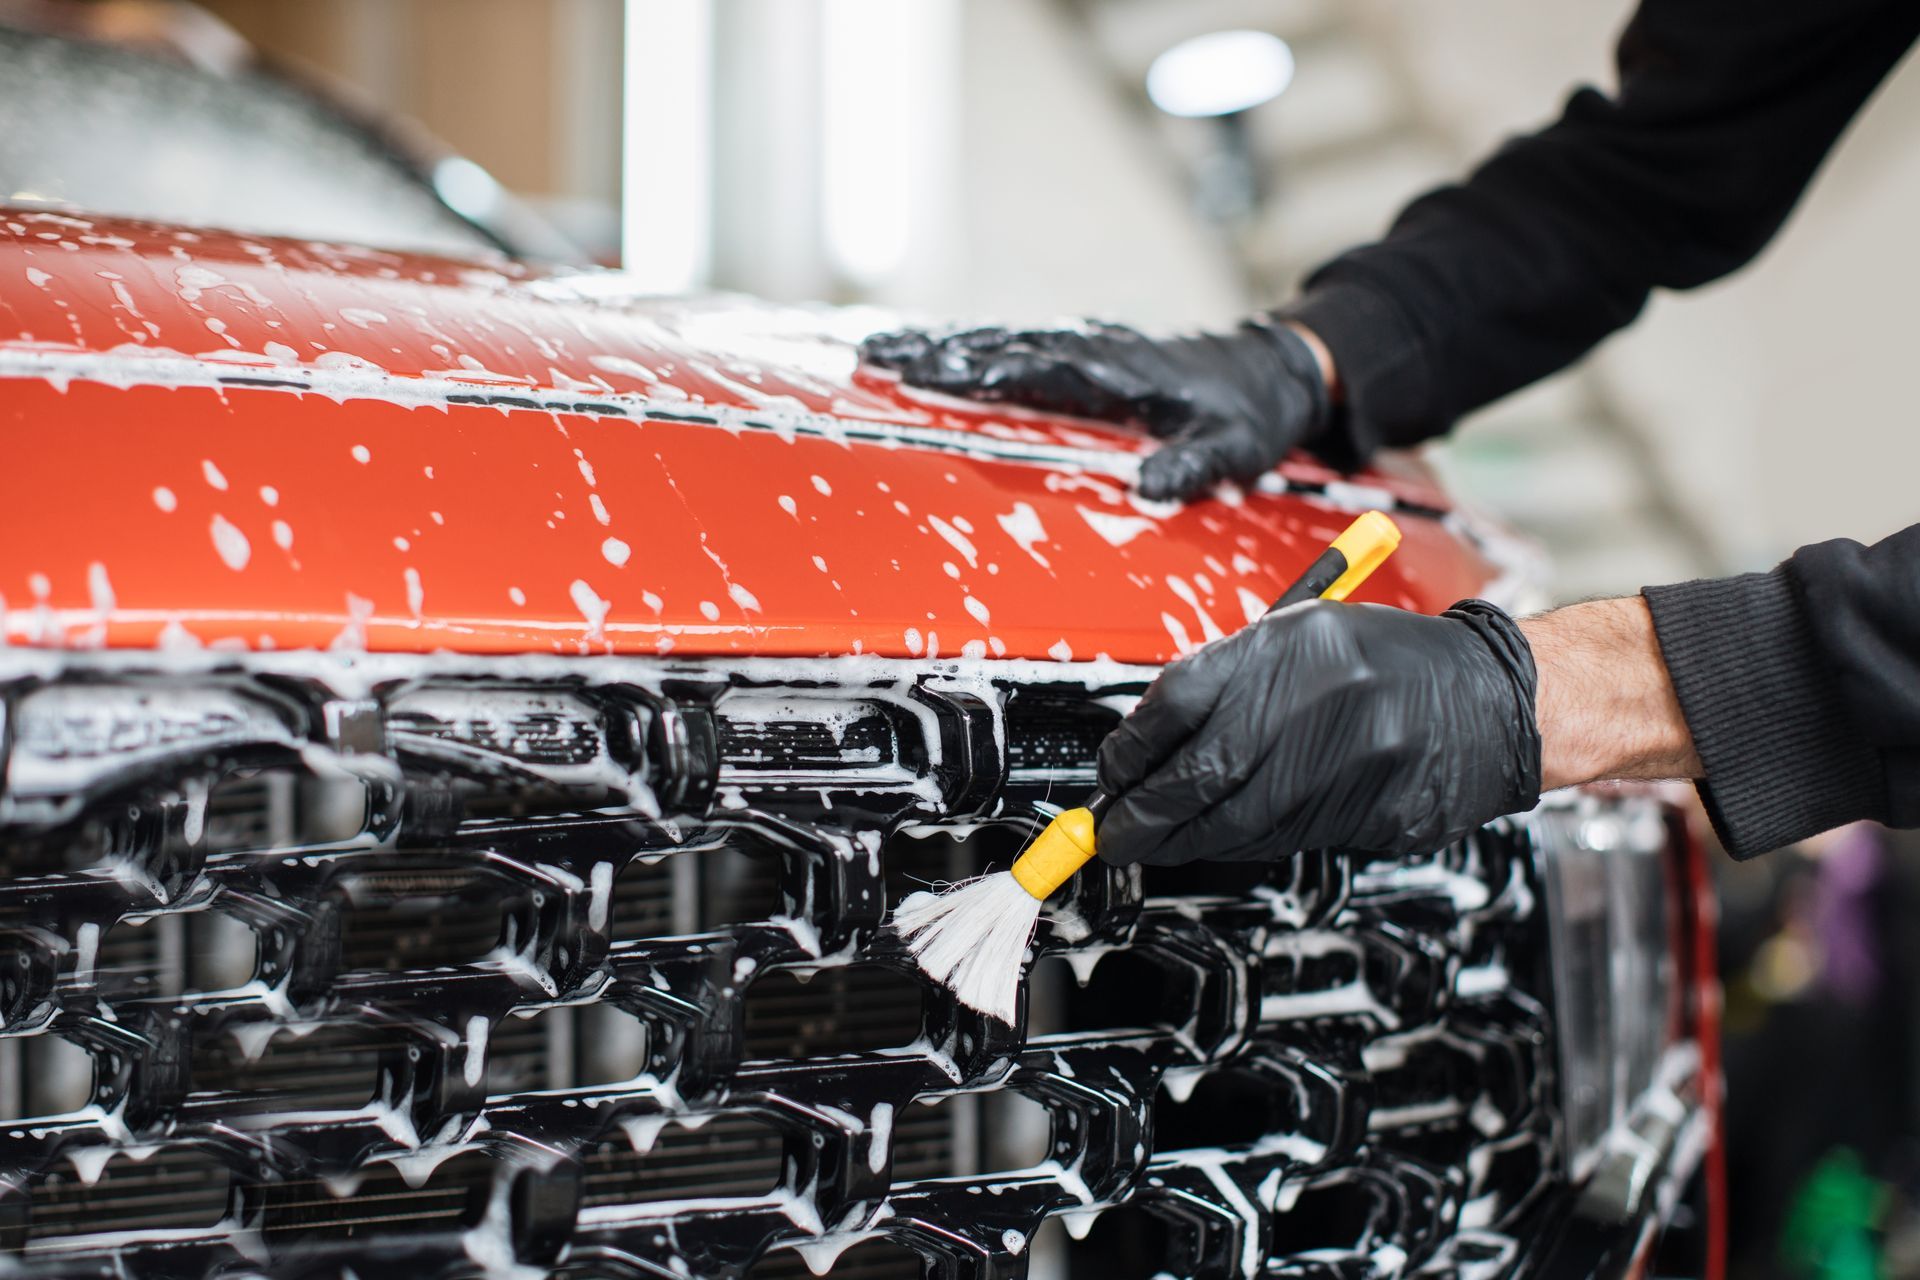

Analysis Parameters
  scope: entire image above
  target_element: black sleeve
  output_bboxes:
[1642,523,1920,857]
[1283,0,1920,462]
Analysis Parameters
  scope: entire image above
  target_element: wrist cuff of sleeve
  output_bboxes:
[1244,318,1332,432]
[1643,570,1887,858]
[1445,598,1544,811]
[1278,276,1434,466]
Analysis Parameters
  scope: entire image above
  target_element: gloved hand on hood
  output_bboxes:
[1094,599,1542,866]
[860,319,1333,503]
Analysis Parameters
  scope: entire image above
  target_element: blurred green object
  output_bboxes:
[1781,1148,1887,1279]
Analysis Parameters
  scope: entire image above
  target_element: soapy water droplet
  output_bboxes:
[210,514,250,570]
[569,579,609,640]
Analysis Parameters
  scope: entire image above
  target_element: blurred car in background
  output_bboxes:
[0,8,1720,1278]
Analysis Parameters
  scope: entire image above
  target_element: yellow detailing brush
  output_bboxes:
[891,510,1403,1022]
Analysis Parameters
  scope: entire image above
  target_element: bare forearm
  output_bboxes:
[1519,596,1702,790]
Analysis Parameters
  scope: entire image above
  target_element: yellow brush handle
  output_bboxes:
[1323,509,1403,602]
[1010,807,1098,899]
[1009,509,1404,901]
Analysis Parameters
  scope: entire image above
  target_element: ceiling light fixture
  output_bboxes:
[1146,29,1294,119]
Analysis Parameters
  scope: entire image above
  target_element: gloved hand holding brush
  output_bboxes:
[1094,599,1544,867]
[894,511,1414,1022]
[860,318,1340,502]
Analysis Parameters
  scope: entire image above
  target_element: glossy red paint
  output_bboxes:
[0,210,1512,662]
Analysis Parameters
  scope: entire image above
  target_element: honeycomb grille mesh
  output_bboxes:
[0,652,1571,1278]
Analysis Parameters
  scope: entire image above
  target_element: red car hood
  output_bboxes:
[0,209,1513,664]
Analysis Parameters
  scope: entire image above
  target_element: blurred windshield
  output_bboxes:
[0,24,503,256]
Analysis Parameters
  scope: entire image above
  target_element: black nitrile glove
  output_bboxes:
[1095,599,1542,866]
[860,319,1332,502]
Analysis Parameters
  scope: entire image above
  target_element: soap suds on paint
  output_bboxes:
[201,459,227,490]
[1166,574,1225,642]
[587,352,661,383]
[271,520,293,550]
[1079,505,1155,547]
[152,486,177,512]
[210,514,250,570]
[87,561,114,620]
[602,537,631,567]
[1161,611,1195,655]
[351,444,371,464]
[728,583,761,612]
[997,502,1051,568]
[569,579,609,640]
[928,514,978,567]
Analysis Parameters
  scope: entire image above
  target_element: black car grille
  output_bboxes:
[0,650,1570,1278]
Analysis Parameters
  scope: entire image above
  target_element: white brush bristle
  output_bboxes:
[892,872,1044,1024]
